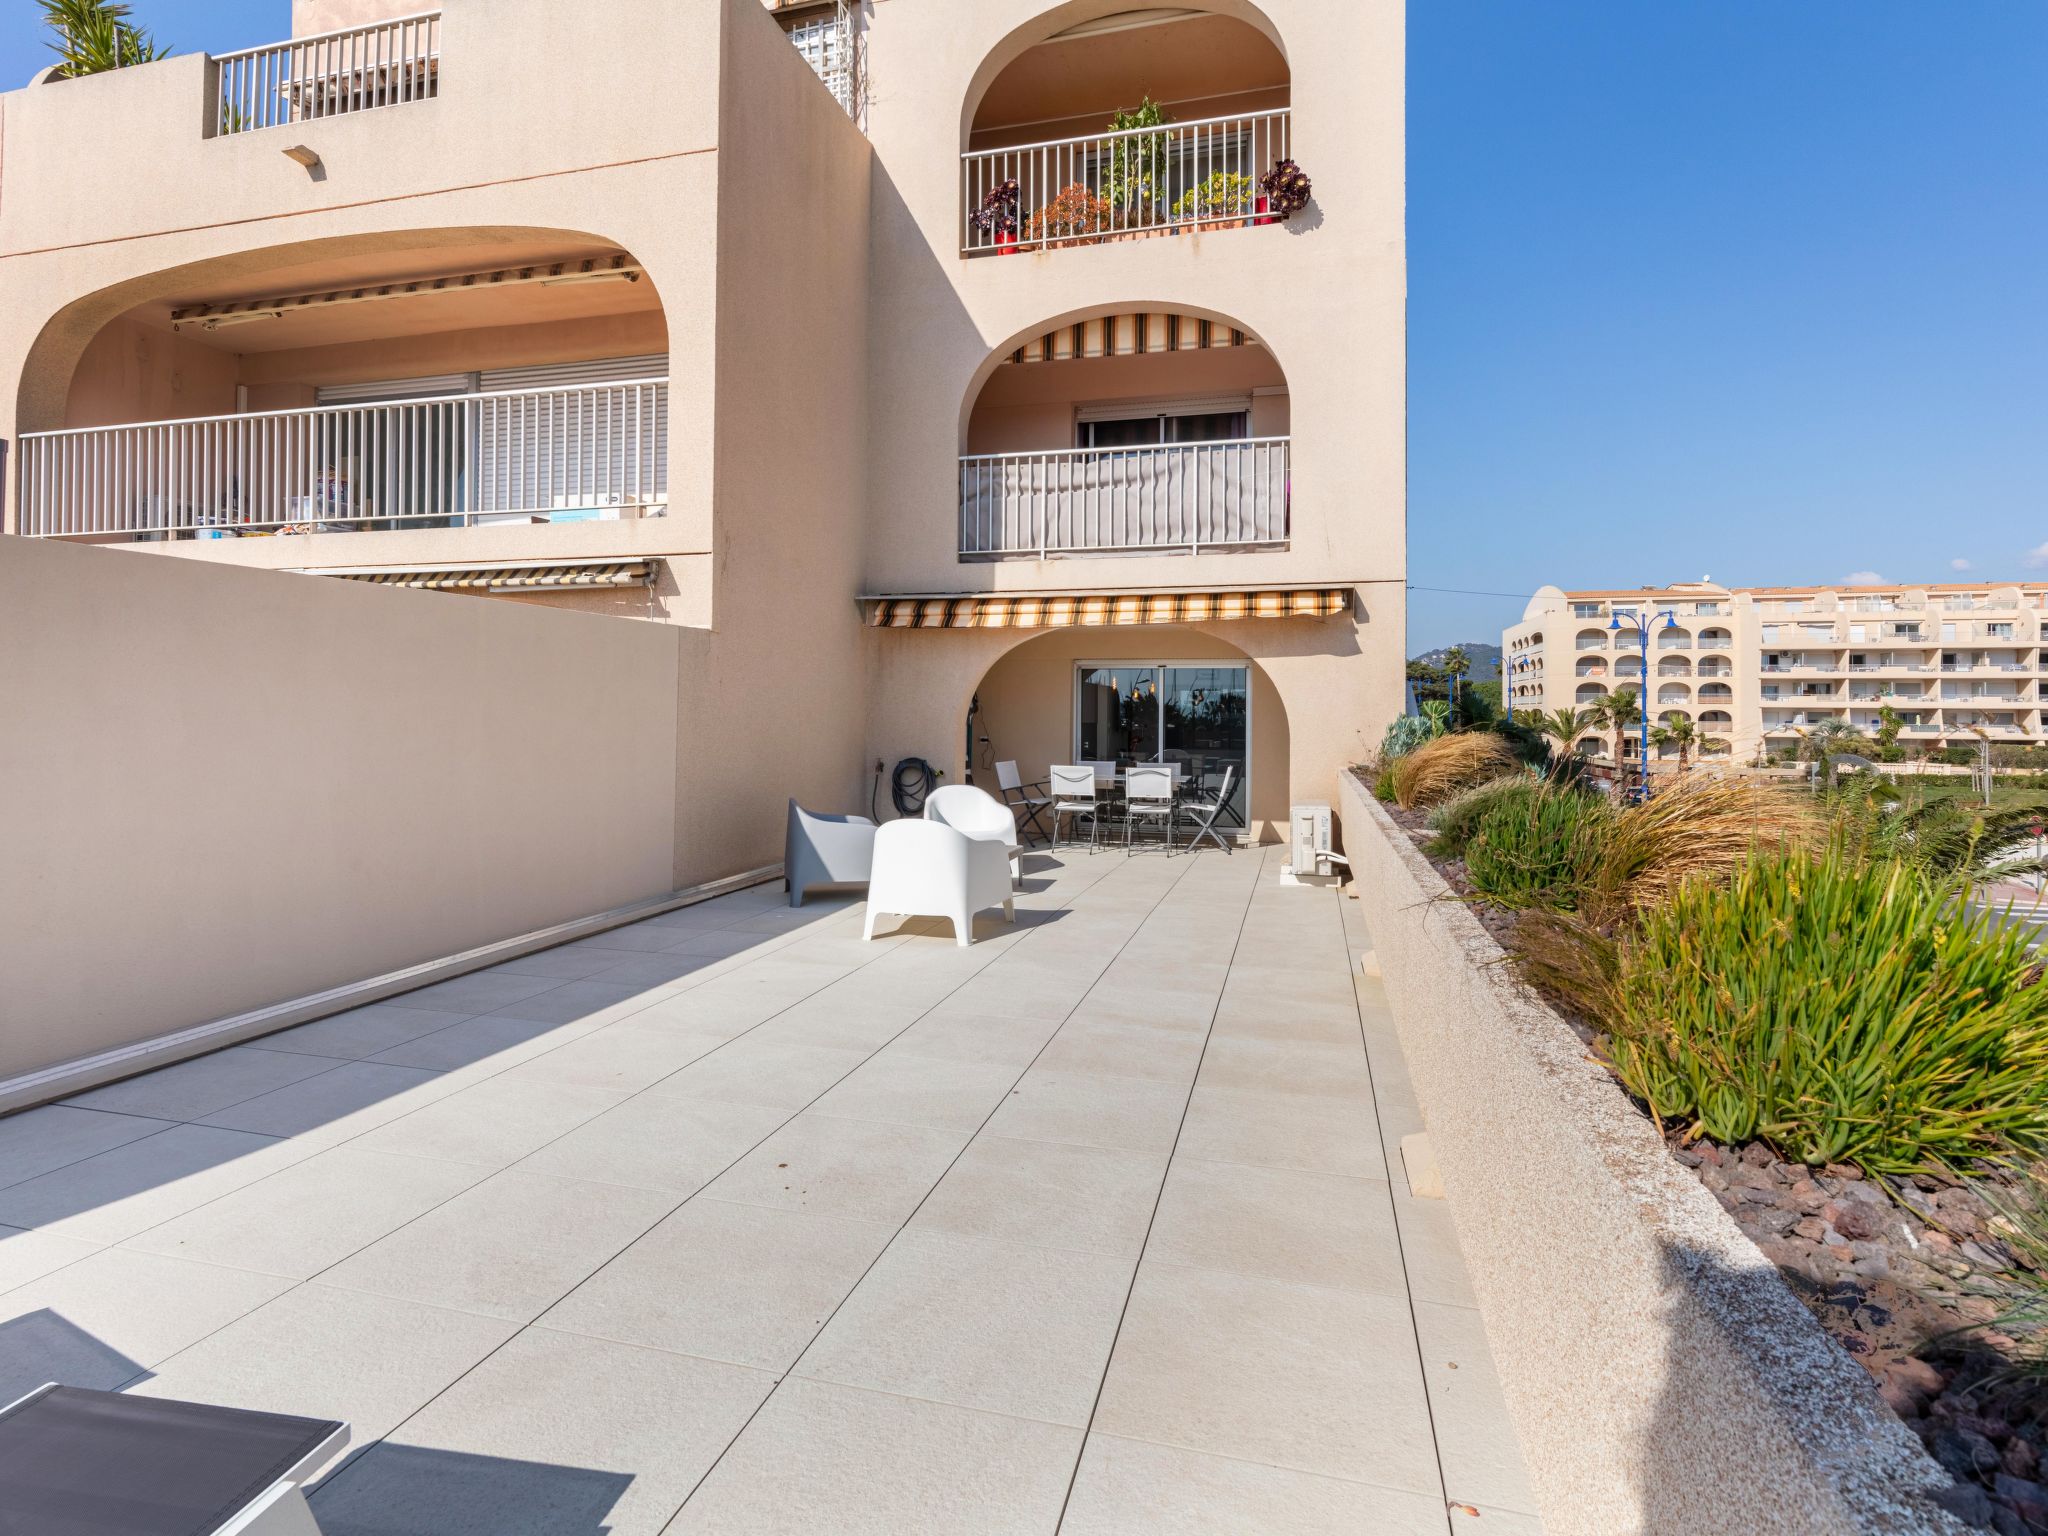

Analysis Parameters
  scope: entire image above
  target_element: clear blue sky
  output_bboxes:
[6,2,2043,656]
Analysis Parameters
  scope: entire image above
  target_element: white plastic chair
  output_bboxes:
[924,783,1022,881]
[863,819,1015,947]
[1124,763,1176,854]
[1049,765,1101,852]
[785,799,878,908]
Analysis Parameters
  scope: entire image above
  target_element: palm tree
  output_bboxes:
[37,0,168,77]
[1534,706,1595,762]
[1654,713,1696,772]
[1594,685,1640,782]
[1443,646,1471,713]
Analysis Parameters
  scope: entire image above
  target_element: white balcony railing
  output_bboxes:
[959,439,1288,558]
[214,12,441,135]
[961,108,1291,254]
[17,378,667,541]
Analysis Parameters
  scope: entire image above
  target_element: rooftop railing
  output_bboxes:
[959,438,1288,558]
[17,377,667,541]
[214,12,441,135]
[961,108,1291,254]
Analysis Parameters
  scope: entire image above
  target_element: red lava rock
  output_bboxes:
[1793,1217,1829,1242]
[1879,1378,1922,1418]
[2006,1437,2041,1481]
[1824,1162,1864,1182]
[1830,1202,1885,1242]
[1741,1142,1776,1169]
[1892,1357,1946,1399]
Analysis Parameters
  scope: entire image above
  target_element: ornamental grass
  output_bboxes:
[1583,774,1821,925]
[1389,732,1519,811]
[1461,785,1613,910]
[1600,846,2048,1175]
[1427,775,1541,859]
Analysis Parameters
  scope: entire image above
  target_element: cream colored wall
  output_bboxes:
[65,315,239,427]
[964,346,1286,453]
[863,606,1377,836]
[966,625,1292,836]
[859,0,1408,799]
[666,0,875,882]
[235,310,671,394]
[0,536,682,1085]
[294,0,414,35]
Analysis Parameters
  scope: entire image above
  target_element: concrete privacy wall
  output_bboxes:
[1336,772,1968,1535]
[0,538,681,1085]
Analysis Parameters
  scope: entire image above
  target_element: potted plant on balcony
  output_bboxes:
[1026,184,1114,249]
[1104,97,1170,230]
[972,179,1021,253]
[1257,158,1313,224]
[35,0,167,78]
[1171,171,1258,231]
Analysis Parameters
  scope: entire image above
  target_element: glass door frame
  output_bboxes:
[1071,659,1252,834]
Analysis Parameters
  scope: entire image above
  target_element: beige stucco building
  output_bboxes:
[1505,579,2048,765]
[0,0,1404,876]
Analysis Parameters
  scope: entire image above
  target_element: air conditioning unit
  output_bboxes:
[1280,803,1344,886]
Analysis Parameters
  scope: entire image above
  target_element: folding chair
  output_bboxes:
[1177,764,1238,853]
[1049,765,1102,852]
[995,760,1053,846]
[1124,763,1176,854]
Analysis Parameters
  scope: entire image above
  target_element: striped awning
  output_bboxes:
[1004,312,1260,366]
[865,588,1351,629]
[319,560,654,592]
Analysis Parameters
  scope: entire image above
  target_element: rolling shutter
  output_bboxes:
[475,355,669,517]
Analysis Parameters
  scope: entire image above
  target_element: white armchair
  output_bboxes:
[863,819,1016,947]
[785,799,878,908]
[922,783,1022,882]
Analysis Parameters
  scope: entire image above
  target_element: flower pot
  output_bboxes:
[996,230,1018,254]
[1254,194,1278,226]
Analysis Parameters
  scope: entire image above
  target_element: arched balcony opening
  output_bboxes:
[961,6,1291,255]
[1657,656,1691,678]
[16,229,668,544]
[1575,657,1608,678]
[1698,627,1734,651]
[1575,628,1608,652]
[1576,682,1609,705]
[1656,627,1693,651]
[1656,683,1691,707]
[959,304,1287,560]
[1699,682,1734,702]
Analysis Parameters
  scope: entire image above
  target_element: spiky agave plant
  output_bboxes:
[37,0,168,77]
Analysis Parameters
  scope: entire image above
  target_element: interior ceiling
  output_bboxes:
[974,11,1287,132]
[131,240,662,354]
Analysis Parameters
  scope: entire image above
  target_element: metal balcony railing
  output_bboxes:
[214,11,440,135]
[17,377,667,540]
[958,438,1288,558]
[961,108,1291,254]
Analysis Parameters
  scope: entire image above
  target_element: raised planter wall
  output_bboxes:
[1337,770,1969,1536]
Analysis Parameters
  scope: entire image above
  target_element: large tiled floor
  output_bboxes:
[0,845,1541,1534]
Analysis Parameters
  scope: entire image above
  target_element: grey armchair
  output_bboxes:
[786,799,879,908]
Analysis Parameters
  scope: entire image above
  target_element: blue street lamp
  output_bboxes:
[1609,608,1677,799]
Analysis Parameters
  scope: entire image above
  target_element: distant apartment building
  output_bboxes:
[0,0,1406,868]
[1503,581,2048,765]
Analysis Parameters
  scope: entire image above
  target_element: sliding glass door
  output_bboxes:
[1075,663,1250,827]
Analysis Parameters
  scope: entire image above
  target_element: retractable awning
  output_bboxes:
[863,588,1352,629]
[313,559,654,592]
